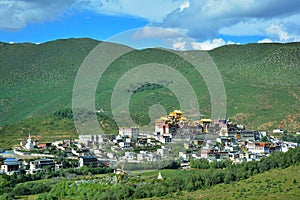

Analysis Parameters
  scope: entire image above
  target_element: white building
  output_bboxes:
[119,127,139,138]
[157,172,163,179]
[281,142,297,152]
[246,142,270,154]
[79,134,105,146]
[119,141,131,149]
[25,134,34,150]
[78,156,99,168]
[179,152,190,160]
[272,128,285,134]
[158,133,172,144]
[157,148,169,157]
[219,126,228,137]
[123,152,137,161]
[155,121,170,135]
[137,151,159,162]
[27,159,56,174]
[191,152,201,159]
[107,152,115,159]
[1,158,20,175]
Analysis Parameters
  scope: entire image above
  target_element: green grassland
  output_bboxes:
[0,114,77,148]
[149,164,300,200]
[13,162,300,200]
[0,39,299,147]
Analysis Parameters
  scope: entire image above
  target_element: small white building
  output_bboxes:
[79,134,105,146]
[159,134,172,144]
[1,158,20,175]
[191,152,201,159]
[246,142,270,154]
[123,152,137,161]
[119,141,131,149]
[106,152,115,159]
[27,158,56,174]
[157,171,163,180]
[281,142,297,152]
[25,134,34,150]
[78,156,99,168]
[219,126,228,137]
[272,128,285,134]
[119,127,139,138]
[157,148,169,157]
[179,152,190,160]
[137,151,159,162]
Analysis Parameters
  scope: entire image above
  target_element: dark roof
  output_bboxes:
[80,155,97,159]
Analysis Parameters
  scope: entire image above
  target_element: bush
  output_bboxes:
[35,147,300,200]
[13,182,51,196]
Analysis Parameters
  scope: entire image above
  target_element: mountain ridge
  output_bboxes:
[0,38,299,147]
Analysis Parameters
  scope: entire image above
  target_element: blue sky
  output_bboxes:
[0,0,299,50]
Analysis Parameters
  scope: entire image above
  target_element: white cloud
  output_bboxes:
[191,38,237,50]
[266,24,292,41]
[77,0,185,22]
[258,38,274,43]
[133,27,181,39]
[160,0,300,42]
[220,15,300,42]
[0,0,14,7]
[1,0,299,45]
[179,1,190,12]
[0,0,74,30]
[172,41,186,50]
[0,0,186,30]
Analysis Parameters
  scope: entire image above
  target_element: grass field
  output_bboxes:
[13,164,300,200]
[148,165,300,200]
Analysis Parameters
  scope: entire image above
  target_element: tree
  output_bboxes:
[224,171,235,184]
[261,136,269,142]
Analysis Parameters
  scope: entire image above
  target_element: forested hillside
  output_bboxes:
[0,39,299,147]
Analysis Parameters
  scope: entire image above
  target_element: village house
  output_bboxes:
[1,158,20,175]
[79,134,106,147]
[136,137,148,147]
[208,151,229,161]
[179,152,191,161]
[123,152,137,161]
[137,151,160,162]
[226,130,258,141]
[272,128,285,134]
[78,155,99,168]
[191,152,202,159]
[281,142,297,152]
[180,160,190,169]
[119,127,139,138]
[119,140,131,149]
[154,133,172,144]
[27,158,57,174]
[246,142,271,154]
[157,146,170,157]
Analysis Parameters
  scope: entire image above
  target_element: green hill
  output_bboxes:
[0,39,299,147]
[150,164,300,200]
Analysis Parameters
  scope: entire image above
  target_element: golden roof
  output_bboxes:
[173,110,183,114]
